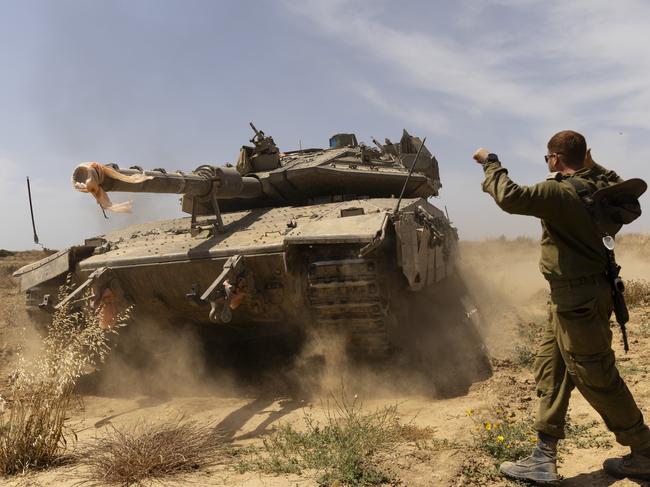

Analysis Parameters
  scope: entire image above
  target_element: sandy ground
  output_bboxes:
[2,237,650,486]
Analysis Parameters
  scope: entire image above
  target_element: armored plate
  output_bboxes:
[79,198,423,270]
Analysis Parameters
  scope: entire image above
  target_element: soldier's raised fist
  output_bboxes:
[473,148,490,165]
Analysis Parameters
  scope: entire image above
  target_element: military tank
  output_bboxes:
[14,124,490,390]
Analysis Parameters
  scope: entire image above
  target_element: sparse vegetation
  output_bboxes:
[564,416,612,450]
[513,320,543,369]
[513,345,536,368]
[471,406,536,464]
[458,405,538,486]
[625,279,650,308]
[79,419,224,485]
[240,395,413,486]
[0,280,128,475]
[616,358,649,377]
[0,264,17,288]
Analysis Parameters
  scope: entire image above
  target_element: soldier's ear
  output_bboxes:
[584,148,594,168]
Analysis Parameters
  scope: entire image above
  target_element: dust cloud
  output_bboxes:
[0,239,559,407]
[88,240,519,402]
[13,236,638,404]
[81,317,239,399]
[288,272,496,401]
[69,235,650,403]
[454,234,650,363]
[456,238,549,359]
[458,238,547,315]
[618,234,650,282]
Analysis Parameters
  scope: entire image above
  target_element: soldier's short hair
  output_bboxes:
[547,130,587,169]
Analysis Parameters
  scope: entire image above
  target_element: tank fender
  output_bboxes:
[359,213,389,257]
[12,245,96,293]
[12,249,69,292]
[395,209,450,291]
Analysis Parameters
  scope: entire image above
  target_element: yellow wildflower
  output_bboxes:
[485,423,492,430]
[496,435,505,442]
[466,409,474,416]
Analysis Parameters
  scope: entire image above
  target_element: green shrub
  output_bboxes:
[253,395,403,486]
[471,407,536,464]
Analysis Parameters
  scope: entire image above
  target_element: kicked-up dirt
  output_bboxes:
[1,236,650,486]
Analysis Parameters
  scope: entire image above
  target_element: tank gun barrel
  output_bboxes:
[72,163,263,200]
[99,167,212,196]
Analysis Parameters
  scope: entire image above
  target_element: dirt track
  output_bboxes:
[2,239,650,486]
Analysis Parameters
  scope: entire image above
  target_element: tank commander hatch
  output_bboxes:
[473,130,650,485]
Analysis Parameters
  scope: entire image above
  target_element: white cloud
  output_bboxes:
[282,0,650,237]
[283,0,650,131]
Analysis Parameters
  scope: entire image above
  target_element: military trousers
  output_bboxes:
[533,274,650,450]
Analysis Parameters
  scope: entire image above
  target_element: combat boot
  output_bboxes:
[499,432,561,485]
[603,448,650,481]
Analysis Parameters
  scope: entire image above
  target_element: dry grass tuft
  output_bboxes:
[0,278,128,475]
[80,419,224,485]
[625,279,650,308]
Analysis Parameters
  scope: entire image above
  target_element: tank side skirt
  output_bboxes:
[78,243,286,271]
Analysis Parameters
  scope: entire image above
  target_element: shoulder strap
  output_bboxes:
[564,177,595,213]
[564,177,613,239]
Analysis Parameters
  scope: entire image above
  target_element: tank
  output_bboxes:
[14,124,491,393]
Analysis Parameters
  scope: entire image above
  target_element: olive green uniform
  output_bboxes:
[482,160,650,449]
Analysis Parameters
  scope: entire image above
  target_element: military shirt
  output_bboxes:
[481,160,622,280]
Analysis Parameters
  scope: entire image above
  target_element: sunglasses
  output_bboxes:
[544,152,564,163]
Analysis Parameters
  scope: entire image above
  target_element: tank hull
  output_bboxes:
[16,197,457,350]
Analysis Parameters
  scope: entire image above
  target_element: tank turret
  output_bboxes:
[72,125,442,221]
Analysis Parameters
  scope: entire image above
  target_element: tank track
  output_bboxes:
[306,256,392,356]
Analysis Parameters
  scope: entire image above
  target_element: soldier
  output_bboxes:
[473,130,650,485]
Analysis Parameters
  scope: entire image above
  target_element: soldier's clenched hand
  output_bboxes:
[472,148,490,165]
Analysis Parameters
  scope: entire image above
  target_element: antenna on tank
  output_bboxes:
[393,137,426,215]
[26,177,44,249]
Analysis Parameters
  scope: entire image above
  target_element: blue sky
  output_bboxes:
[1,0,649,249]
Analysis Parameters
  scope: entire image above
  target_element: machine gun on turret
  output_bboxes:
[249,123,278,152]
[237,123,281,174]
